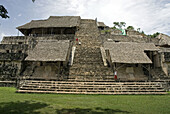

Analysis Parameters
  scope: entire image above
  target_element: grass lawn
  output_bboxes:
[0,87,170,114]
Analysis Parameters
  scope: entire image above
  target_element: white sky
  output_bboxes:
[0,0,170,41]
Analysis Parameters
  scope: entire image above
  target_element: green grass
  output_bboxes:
[0,87,170,114]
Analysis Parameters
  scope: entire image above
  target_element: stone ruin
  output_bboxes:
[0,16,169,94]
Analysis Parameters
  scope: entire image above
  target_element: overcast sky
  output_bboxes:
[0,0,170,41]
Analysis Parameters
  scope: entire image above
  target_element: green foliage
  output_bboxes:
[112,22,160,38]
[137,28,141,32]
[101,30,111,33]
[141,31,145,34]
[0,0,35,19]
[113,22,119,26]
[111,26,117,29]
[0,5,9,18]
[148,32,160,38]
[0,87,170,114]
[105,30,111,33]
[113,22,126,29]
[120,22,126,28]
[127,26,134,30]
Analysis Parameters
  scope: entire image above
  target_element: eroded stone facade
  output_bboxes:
[0,16,170,85]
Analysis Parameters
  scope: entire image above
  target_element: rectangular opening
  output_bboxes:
[18,42,23,44]
[61,62,63,66]
[18,50,22,53]
[135,64,139,67]
[6,50,9,53]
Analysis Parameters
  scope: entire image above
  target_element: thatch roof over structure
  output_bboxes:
[104,42,159,51]
[109,51,151,64]
[17,16,81,29]
[25,40,70,61]
[104,42,159,64]
[97,22,106,27]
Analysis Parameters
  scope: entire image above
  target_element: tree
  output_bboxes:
[0,0,35,19]
[148,32,160,38]
[120,22,126,28]
[127,26,134,30]
[153,32,160,37]
[0,5,9,18]
[113,22,119,28]
[137,28,141,32]
[141,31,145,34]
[113,22,126,29]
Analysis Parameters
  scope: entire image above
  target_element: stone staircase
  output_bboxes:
[69,19,114,80]
[76,19,100,36]
[17,80,167,94]
[16,19,169,94]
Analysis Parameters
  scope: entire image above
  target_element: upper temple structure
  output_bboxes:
[0,16,170,94]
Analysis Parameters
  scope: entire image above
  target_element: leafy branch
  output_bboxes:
[0,0,35,19]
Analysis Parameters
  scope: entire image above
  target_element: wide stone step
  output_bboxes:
[17,90,167,95]
[68,74,114,77]
[19,87,165,93]
[74,53,101,58]
[25,80,162,85]
[22,83,163,88]
[69,69,113,75]
[17,80,167,94]
[73,57,102,61]
[69,70,113,75]
[78,39,102,43]
[69,68,113,73]
[21,85,164,90]
[75,38,101,41]
[73,60,103,63]
[19,82,165,88]
[75,36,100,40]
[75,47,101,51]
[75,44,101,48]
[70,65,110,69]
[66,76,114,81]
[72,61,104,65]
[74,51,101,55]
[19,77,117,82]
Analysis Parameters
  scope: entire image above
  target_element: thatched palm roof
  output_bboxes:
[104,42,159,64]
[17,16,81,29]
[25,40,70,61]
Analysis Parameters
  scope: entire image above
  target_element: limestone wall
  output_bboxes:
[0,53,27,61]
[161,52,170,76]
[29,28,76,36]
[164,52,170,62]
[22,61,68,80]
[0,35,74,80]
[1,36,33,44]
[34,34,75,41]
[126,30,141,36]
[1,35,75,44]
[114,63,148,81]
[0,61,22,80]
[111,29,122,35]
[0,44,28,53]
